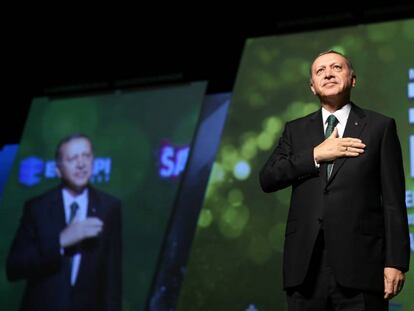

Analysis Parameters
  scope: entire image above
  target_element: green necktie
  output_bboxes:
[325,115,339,179]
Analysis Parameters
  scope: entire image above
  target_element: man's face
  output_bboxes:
[310,53,356,99]
[56,137,93,193]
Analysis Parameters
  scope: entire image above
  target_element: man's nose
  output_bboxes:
[324,68,334,78]
[76,158,85,168]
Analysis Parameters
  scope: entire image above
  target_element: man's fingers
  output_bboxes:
[83,226,103,238]
[392,280,400,296]
[336,137,366,158]
[315,135,365,162]
[82,218,104,237]
[341,139,366,149]
[343,137,363,144]
[348,142,366,149]
[345,147,365,154]
[384,278,394,299]
[398,279,405,293]
[394,277,405,295]
[384,267,405,299]
[386,277,399,297]
[342,139,366,151]
[345,152,360,157]
[81,217,103,226]
[339,145,365,157]
[339,137,366,157]
[61,218,104,247]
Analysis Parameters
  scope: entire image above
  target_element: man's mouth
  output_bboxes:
[75,172,87,178]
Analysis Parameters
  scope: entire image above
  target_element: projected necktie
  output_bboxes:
[68,201,79,284]
[69,201,79,223]
[325,115,339,179]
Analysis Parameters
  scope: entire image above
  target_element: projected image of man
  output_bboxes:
[6,134,122,311]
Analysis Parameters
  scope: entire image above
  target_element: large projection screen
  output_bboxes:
[0,81,207,310]
[178,19,414,311]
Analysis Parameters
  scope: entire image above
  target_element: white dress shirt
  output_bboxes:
[314,103,352,167]
[62,188,88,286]
[321,103,351,138]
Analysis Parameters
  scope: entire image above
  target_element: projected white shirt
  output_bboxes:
[62,188,88,286]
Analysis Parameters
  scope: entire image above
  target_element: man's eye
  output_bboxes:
[333,65,342,71]
[67,156,77,162]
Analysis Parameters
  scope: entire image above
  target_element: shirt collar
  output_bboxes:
[62,187,88,206]
[322,103,351,126]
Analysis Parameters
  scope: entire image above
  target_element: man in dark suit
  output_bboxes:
[260,50,410,310]
[7,134,122,311]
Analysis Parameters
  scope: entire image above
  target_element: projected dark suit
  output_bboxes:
[6,186,122,311]
[6,134,122,311]
[260,51,410,310]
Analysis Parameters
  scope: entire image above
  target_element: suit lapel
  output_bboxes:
[307,109,328,185]
[327,103,366,186]
[75,186,102,288]
[48,187,66,232]
[46,187,73,286]
[307,109,325,150]
[87,186,100,218]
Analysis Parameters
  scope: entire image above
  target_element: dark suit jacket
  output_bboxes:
[260,103,410,292]
[6,185,122,311]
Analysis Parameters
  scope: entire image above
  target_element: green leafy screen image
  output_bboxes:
[178,19,414,311]
[0,81,207,310]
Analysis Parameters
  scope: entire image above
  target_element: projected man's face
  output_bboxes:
[310,53,356,100]
[56,137,94,195]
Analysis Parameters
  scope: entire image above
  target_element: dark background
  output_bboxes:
[3,3,414,146]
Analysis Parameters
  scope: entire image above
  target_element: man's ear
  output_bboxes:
[310,81,316,95]
[352,75,356,87]
[55,165,62,178]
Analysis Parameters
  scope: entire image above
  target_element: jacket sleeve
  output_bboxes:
[380,118,410,272]
[259,121,319,193]
[104,200,122,311]
[6,201,62,281]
